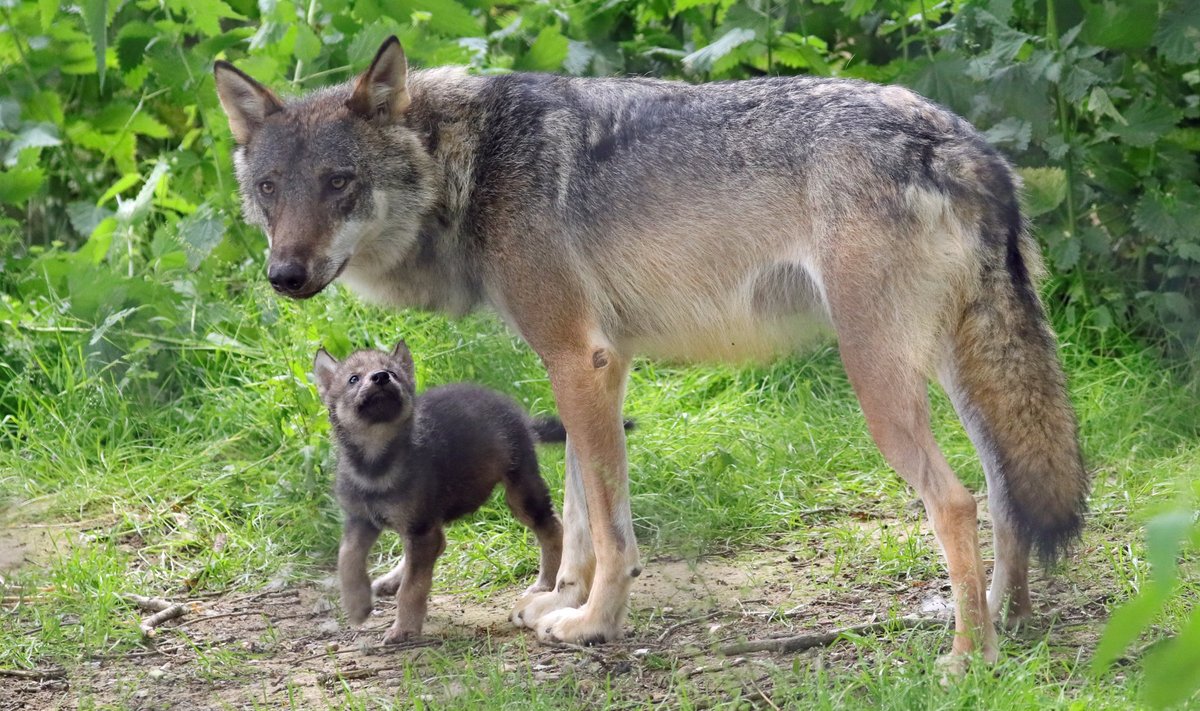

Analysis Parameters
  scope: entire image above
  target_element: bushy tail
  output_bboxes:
[948,231,1090,564]
[529,417,635,444]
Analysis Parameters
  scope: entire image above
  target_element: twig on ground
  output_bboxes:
[657,609,722,643]
[0,666,67,680]
[680,656,746,678]
[139,604,189,637]
[317,668,378,684]
[123,594,177,613]
[718,616,948,655]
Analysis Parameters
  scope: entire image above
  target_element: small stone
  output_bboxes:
[147,669,166,681]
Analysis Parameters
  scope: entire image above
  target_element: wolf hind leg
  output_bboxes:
[371,556,406,597]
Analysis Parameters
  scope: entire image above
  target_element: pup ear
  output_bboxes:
[312,348,340,398]
[213,61,284,144]
[347,36,410,122]
[391,339,415,376]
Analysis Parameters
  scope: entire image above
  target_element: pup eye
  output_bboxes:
[329,176,349,191]
[258,181,275,196]
[348,374,360,384]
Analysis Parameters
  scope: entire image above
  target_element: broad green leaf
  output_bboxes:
[381,0,480,38]
[0,152,45,205]
[1091,583,1168,674]
[1153,0,1200,64]
[164,0,245,37]
[81,0,108,87]
[77,218,117,264]
[294,23,322,63]
[682,27,755,73]
[1086,87,1126,125]
[983,117,1031,151]
[1146,510,1193,588]
[178,205,227,271]
[1111,98,1181,147]
[38,0,57,30]
[1133,184,1200,243]
[1018,166,1067,217]
[1142,604,1200,709]
[515,26,569,72]
[675,0,717,11]
[1082,0,1157,51]
[563,40,595,76]
[97,173,142,206]
[67,202,115,239]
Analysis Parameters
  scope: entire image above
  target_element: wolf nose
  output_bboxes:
[267,262,308,294]
[369,370,390,385]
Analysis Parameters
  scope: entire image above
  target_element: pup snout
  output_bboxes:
[267,261,309,295]
[369,370,391,385]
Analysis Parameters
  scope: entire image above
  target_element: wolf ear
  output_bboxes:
[391,339,415,376]
[312,349,340,398]
[347,37,410,122]
[214,61,284,144]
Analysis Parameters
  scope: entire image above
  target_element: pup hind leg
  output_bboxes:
[384,527,446,644]
[502,452,564,595]
[371,556,406,597]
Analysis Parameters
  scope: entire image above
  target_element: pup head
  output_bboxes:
[313,340,417,431]
[213,37,435,299]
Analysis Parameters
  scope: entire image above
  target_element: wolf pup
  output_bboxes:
[217,37,1089,664]
[312,340,564,643]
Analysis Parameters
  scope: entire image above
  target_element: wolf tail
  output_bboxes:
[529,417,635,444]
[945,199,1090,564]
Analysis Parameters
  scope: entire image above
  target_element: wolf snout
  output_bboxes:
[369,370,391,385]
[267,261,310,296]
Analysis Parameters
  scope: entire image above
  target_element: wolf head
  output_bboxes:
[313,340,418,444]
[214,38,436,299]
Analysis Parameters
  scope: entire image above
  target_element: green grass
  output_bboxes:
[1,266,1198,709]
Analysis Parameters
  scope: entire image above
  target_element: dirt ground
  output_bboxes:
[1,514,1113,710]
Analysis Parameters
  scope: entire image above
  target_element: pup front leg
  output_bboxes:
[532,343,638,645]
[338,517,381,625]
[384,528,446,644]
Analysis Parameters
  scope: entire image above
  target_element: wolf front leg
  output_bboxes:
[338,517,382,625]
[531,342,638,645]
[383,527,446,644]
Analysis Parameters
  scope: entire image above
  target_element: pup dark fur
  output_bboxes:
[313,340,564,643]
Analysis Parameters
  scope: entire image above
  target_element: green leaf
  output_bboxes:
[515,25,569,72]
[1091,583,1169,674]
[1142,604,1200,709]
[1018,167,1067,218]
[1153,0,1200,65]
[115,162,169,226]
[983,117,1031,151]
[1111,98,1181,147]
[178,205,227,271]
[1133,184,1200,243]
[38,0,57,30]
[1146,510,1193,588]
[3,124,61,167]
[67,202,115,238]
[81,0,108,88]
[682,27,756,73]
[381,0,480,37]
[1082,0,1157,51]
[675,0,717,11]
[0,152,45,205]
[294,23,322,63]
[164,0,244,37]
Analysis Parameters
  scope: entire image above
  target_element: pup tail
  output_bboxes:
[529,417,635,444]
[946,220,1090,564]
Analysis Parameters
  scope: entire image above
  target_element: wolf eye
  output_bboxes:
[348,374,360,385]
[329,176,348,191]
[258,181,275,196]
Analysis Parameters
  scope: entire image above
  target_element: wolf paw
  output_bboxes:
[382,623,418,645]
[535,605,620,646]
[371,576,401,597]
[511,586,584,629]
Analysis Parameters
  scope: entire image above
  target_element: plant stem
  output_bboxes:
[1045,0,1077,234]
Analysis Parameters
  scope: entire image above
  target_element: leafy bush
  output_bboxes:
[2,0,1197,355]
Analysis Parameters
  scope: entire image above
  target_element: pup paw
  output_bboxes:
[371,575,401,597]
[536,605,620,646]
[382,624,418,645]
[342,590,373,625]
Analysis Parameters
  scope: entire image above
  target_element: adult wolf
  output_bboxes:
[214,36,1088,664]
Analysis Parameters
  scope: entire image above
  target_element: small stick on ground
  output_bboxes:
[173,609,269,629]
[0,666,67,680]
[139,604,188,637]
[718,617,948,656]
[317,668,378,684]
[123,594,177,613]
[293,638,441,664]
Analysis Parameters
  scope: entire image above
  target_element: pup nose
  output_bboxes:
[369,370,390,385]
[267,262,308,294]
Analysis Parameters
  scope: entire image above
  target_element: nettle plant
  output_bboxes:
[0,0,1197,355]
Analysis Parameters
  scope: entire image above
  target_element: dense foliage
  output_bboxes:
[1,0,1198,354]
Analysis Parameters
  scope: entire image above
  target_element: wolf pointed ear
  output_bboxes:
[391,339,415,376]
[214,61,284,144]
[313,348,340,397]
[347,37,410,122]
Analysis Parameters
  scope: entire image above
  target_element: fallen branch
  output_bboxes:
[317,668,377,684]
[0,666,67,680]
[718,617,949,656]
[123,594,177,613]
[657,609,721,643]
